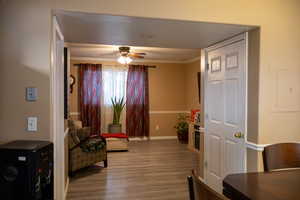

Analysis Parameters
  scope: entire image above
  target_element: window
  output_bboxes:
[102,65,128,105]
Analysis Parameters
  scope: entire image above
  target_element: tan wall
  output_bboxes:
[185,60,201,111]
[0,1,52,142]
[247,148,264,172]
[69,60,191,137]
[148,62,187,111]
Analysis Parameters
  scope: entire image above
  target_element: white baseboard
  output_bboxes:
[129,137,149,141]
[150,136,177,140]
[129,136,177,141]
[64,177,69,200]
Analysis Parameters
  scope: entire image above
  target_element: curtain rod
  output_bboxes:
[73,63,156,68]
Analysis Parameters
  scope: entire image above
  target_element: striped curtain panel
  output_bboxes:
[126,65,150,137]
[78,63,102,135]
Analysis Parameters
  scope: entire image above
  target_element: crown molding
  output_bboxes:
[185,56,201,63]
[70,56,200,64]
[64,42,114,48]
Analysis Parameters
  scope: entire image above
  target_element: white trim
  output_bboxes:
[149,136,177,140]
[71,111,190,116]
[150,110,190,114]
[64,128,69,137]
[64,177,69,200]
[71,56,200,64]
[54,18,64,42]
[205,33,246,52]
[129,136,177,141]
[70,112,80,116]
[244,32,249,170]
[129,137,149,141]
[51,16,65,200]
[184,56,201,63]
[246,141,269,151]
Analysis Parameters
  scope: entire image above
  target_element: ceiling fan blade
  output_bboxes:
[131,52,146,55]
[129,54,144,59]
[137,52,146,55]
[129,52,146,56]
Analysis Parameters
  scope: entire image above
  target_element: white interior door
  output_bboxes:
[204,34,247,193]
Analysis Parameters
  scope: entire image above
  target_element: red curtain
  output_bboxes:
[126,65,150,137]
[78,63,102,135]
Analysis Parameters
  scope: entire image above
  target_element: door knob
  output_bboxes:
[234,132,244,138]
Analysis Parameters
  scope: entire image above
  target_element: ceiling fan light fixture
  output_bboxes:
[118,56,132,64]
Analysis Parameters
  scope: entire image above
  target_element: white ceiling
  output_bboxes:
[56,10,255,62]
[68,43,201,62]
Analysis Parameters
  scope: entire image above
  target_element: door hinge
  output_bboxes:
[204,160,208,168]
[205,114,209,119]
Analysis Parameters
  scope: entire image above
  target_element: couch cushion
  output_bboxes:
[80,137,106,153]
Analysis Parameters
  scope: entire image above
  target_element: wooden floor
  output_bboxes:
[67,140,200,200]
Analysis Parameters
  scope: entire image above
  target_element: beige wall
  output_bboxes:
[0,1,52,142]
[1,0,300,173]
[69,60,198,137]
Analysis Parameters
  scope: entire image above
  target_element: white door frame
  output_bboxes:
[51,16,66,200]
[203,33,249,182]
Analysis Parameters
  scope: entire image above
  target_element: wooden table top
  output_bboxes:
[223,169,300,200]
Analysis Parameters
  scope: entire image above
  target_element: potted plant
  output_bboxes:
[108,97,125,133]
[174,114,189,144]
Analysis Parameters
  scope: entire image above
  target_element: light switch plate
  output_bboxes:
[26,87,37,101]
[27,117,37,132]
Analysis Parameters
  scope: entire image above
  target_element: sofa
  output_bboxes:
[68,120,107,175]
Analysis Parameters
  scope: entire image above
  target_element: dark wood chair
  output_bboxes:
[187,170,228,200]
[263,143,300,172]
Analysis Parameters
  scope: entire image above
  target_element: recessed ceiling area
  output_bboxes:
[68,43,201,63]
[55,10,256,49]
[56,10,256,62]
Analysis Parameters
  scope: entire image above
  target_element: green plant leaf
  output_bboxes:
[111,96,126,124]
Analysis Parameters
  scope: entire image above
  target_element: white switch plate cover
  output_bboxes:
[27,117,37,132]
[26,87,38,101]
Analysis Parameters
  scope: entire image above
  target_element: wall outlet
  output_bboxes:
[155,125,160,131]
[27,117,37,132]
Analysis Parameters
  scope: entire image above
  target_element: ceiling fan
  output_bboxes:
[118,46,146,64]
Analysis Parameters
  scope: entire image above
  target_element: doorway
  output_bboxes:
[51,10,257,199]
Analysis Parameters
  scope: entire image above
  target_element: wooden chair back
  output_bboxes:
[263,143,300,172]
[187,170,227,200]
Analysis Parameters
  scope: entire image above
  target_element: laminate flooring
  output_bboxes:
[67,139,200,200]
